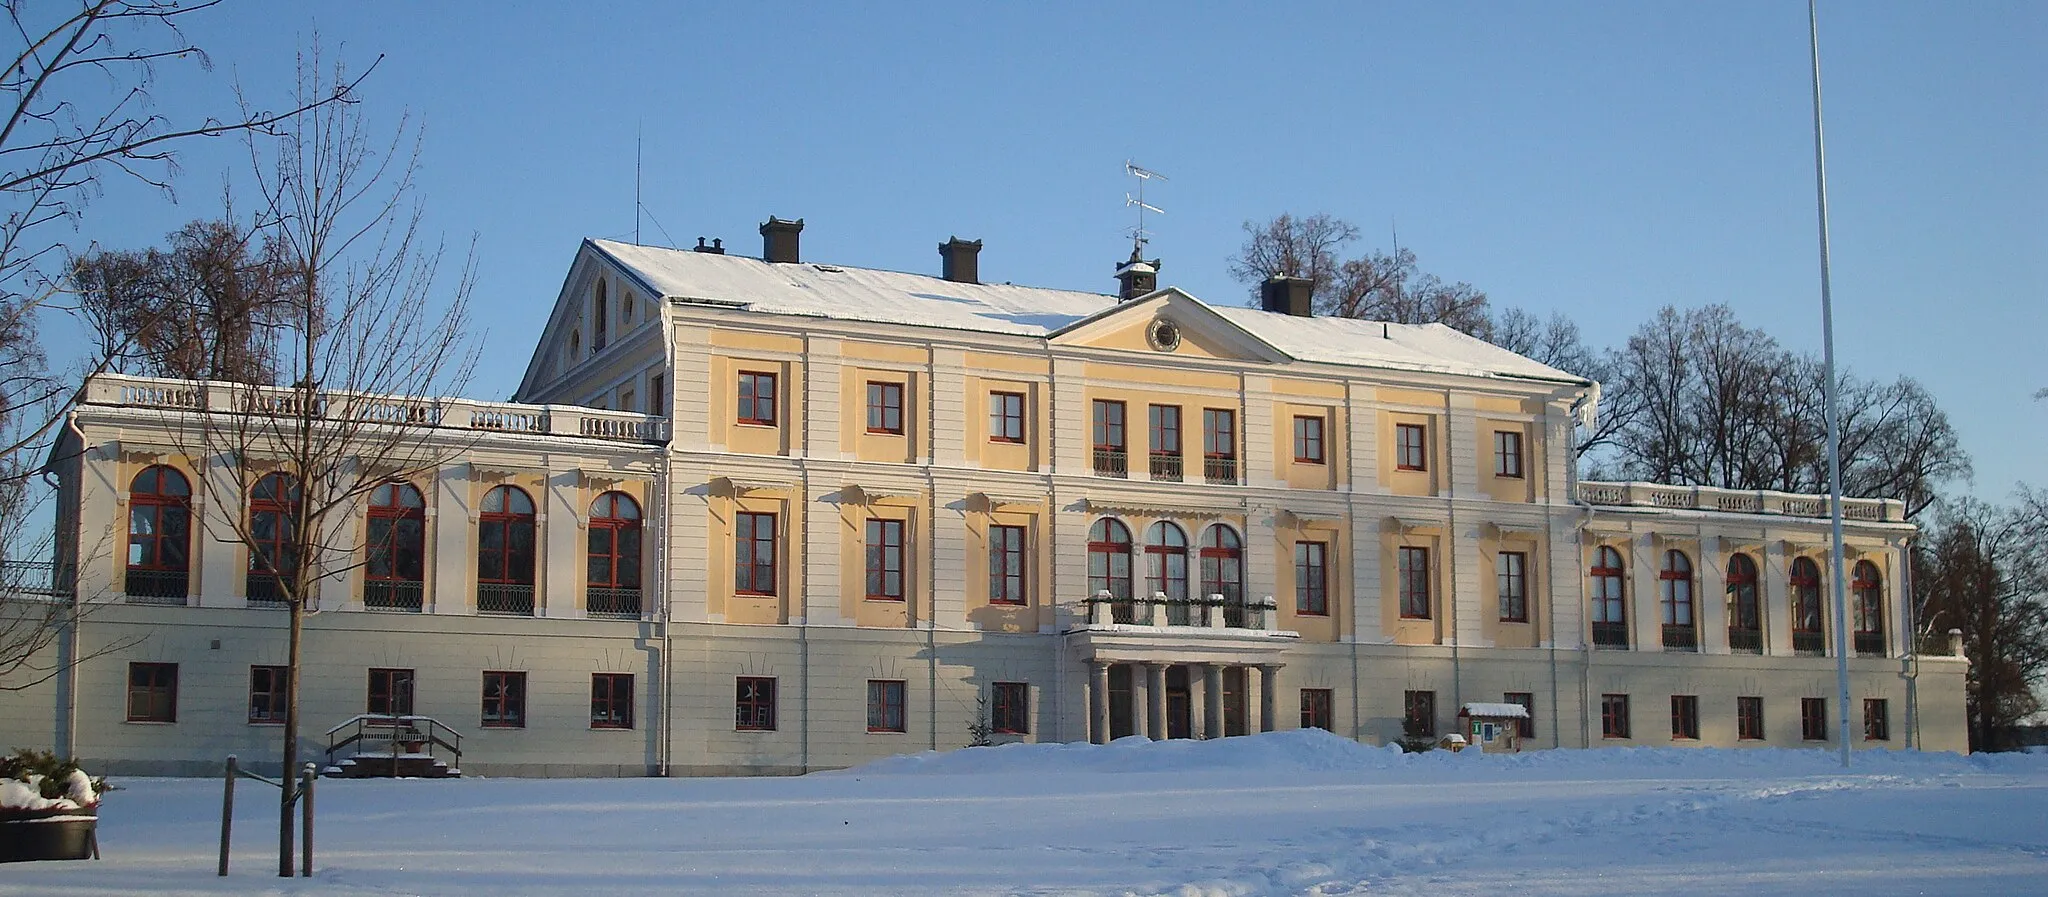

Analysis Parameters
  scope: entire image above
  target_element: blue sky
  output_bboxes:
[70,1,2045,500]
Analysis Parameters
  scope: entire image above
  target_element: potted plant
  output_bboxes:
[0,749,104,862]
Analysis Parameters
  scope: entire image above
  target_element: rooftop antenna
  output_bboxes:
[634,123,643,244]
[1124,160,1167,253]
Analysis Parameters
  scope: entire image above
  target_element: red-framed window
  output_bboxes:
[988,391,1026,443]
[587,492,642,590]
[1791,558,1825,648]
[482,671,526,728]
[1293,415,1325,464]
[1670,694,1700,740]
[865,518,905,600]
[1504,692,1536,739]
[248,665,287,725]
[988,524,1027,605]
[1086,518,1133,599]
[1863,698,1890,741]
[1660,550,1694,627]
[1148,404,1181,455]
[867,680,907,733]
[1294,541,1328,616]
[1853,560,1885,644]
[126,465,191,591]
[477,485,537,585]
[367,481,425,586]
[1403,690,1436,738]
[591,673,633,729]
[1396,423,1427,471]
[735,512,778,596]
[1728,553,1762,631]
[992,682,1029,734]
[737,371,777,425]
[1199,524,1243,604]
[1398,546,1430,619]
[1600,693,1631,739]
[867,381,905,434]
[1144,521,1189,601]
[368,668,415,717]
[1591,546,1627,628]
[1202,408,1236,460]
[1493,429,1523,478]
[247,472,301,596]
[1737,696,1765,740]
[1801,697,1828,741]
[127,662,177,722]
[1092,399,1126,450]
[1497,551,1528,622]
[735,677,776,731]
[1300,688,1334,732]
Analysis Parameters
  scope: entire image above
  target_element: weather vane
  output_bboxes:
[1124,160,1167,253]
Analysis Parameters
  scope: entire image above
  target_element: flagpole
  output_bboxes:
[1807,0,1853,768]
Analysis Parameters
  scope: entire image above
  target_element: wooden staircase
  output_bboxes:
[323,714,463,779]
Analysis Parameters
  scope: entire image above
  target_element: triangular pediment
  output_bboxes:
[1049,288,1290,364]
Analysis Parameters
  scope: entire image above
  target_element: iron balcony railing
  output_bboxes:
[1148,452,1183,483]
[364,580,424,612]
[477,582,535,616]
[1661,624,1698,652]
[245,573,291,607]
[1728,627,1764,654]
[1081,592,1275,631]
[1092,448,1128,478]
[1591,621,1629,649]
[586,587,643,619]
[1792,631,1826,656]
[3,560,75,599]
[122,568,187,604]
[1854,632,1886,657]
[1203,456,1238,485]
[324,713,463,775]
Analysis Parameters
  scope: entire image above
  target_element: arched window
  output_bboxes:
[588,492,642,619]
[365,482,425,611]
[1200,524,1245,626]
[1590,546,1627,648]
[593,279,609,352]
[246,472,300,605]
[1727,553,1762,653]
[477,485,537,616]
[1144,521,1189,605]
[126,465,191,602]
[1791,557,1824,656]
[1659,550,1695,650]
[1853,561,1884,656]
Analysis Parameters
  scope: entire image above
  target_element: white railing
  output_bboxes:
[1577,481,1904,523]
[81,374,668,445]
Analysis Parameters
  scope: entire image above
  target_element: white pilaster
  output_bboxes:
[1698,536,1728,654]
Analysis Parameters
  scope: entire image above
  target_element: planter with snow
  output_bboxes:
[0,753,102,863]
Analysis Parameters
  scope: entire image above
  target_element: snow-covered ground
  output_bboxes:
[6,732,2046,896]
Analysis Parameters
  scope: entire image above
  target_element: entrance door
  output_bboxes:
[1165,666,1191,739]
[1107,664,1133,739]
[1221,667,1248,736]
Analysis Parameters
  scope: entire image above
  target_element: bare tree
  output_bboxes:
[1914,494,2048,751]
[1228,214,1496,334]
[69,217,296,382]
[1227,212,1357,302]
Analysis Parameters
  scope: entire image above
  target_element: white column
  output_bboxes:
[801,482,842,626]
[1698,536,1727,654]
[1186,664,1208,738]
[929,483,969,629]
[670,465,712,624]
[929,348,967,467]
[542,471,581,618]
[1129,664,1149,739]
[1242,376,1277,489]
[669,323,715,452]
[1244,665,1266,734]
[428,464,472,614]
[1205,665,1226,738]
[1632,532,1661,652]
[1453,520,1487,647]
[1146,663,1168,741]
[1351,516,1383,643]
[197,453,242,607]
[802,336,843,461]
[1049,358,1087,476]
[1764,541,1793,656]
[1258,665,1280,733]
[1088,661,1110,744]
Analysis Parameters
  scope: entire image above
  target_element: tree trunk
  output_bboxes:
[279,599,302,876]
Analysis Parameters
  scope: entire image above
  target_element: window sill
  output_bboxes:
[247,720,285,727]
[480,723,524,730]
[1396,465,1427,473]
[864,596,906,603]
[124,719,176,725]
[866,728,908,735]
[988,437,1025,445]
[1495,473,1524,480]
[1292,458,1326,465]
[1500,618,1530,625]
[866,429,905,437]
[588,724,635,731]
[735,726,777,733]
[987,600,1027,608]
[1295,610,1329,618]
[734,592,779,599]
[1399,614,1432,621]
[735,421,778,429]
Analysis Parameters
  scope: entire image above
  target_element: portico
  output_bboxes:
[1068,609,1296,743]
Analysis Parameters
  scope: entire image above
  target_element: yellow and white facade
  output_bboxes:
[4,230,1968,777]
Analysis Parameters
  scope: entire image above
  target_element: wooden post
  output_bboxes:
[218,755,236,876]
[300,764,316,877]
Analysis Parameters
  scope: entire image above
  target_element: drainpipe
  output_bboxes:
[1442,390,1462,715]
[1565,391,1597,748]
[1900,533,1919,750]
[656,321,677,777]
[57,410,91,759]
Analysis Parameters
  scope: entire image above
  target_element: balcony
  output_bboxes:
[1728,627,1763,654]
[1854,631,1885,657]
[1092,448,1128,479]
[1793,631,1825,656]
[587,587,643,620]
[1591,621,1629,649]
[122,568,188,605]
[1203,456,1238,485]
[246,574,291,608]
[1148,452,1182,483]
[1661,624,1698,652]
[1081,591,1276,631]
[1575,481,1905,523]
[477,583,535,616]
[364,580,424,612]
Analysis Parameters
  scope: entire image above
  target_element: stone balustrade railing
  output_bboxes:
[83,374,669,444]
[1577,480,1904,523]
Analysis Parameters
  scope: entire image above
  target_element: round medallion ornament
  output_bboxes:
[1147,320,1182,352]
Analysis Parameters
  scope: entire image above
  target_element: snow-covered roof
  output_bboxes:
[1461,702,1531,719]
[589,239,1590,385]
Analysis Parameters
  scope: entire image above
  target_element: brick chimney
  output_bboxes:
[1259,275,1313,317]
[760,217,803,263]
[939,237,982,284]
[693,237,725,255]
[1114,246,1159,301]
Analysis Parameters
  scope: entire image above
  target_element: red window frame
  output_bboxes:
[1852,561,1884,639]
[1659,550,1694,626]
[1670,694,1700,740]
[477,486,537,586]
[988,524,1027,605]
[1398,546,1430,619]
[866,381,905,435]
[1293,415,1325,464]
[1591,546,1626,626]
[1092,399,1126,450]
[1403,690,1436,738]
[1086,518,1133,599]
[735,511,778,596]
[1148,404,1182,455]
[988,391,1026,443]
[1737,696,1765,740]
[1493,429,1523,478]
[247,471,301,585]
[865,518,905,600]
[1144,522,1189,601]
[1727,553,1761,631]
[1198,525,1243,604]
[248,665,287,725]
[587,492,642,591]
[1600,693,1631,739]
[1202,408,1236,460]
[1396,423,1427,471]
[992,682,1030,734]
[1294,541,1328,616]
[1863,698,1890,741]
[1504,692,1536,738]
[1791,558,1824,637]
[367,481,426,587]
[1801,697,1828,741]
[735,676,776,731]
[737,371,777,426]
[1299,688,1334,732]
[591,672,633,729]
[482,671,526,728]
[1498,551,1528,623]
[867,680,907,733]
[127,662,177,722]
[127,465,191,577]
[368,668,415,717]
